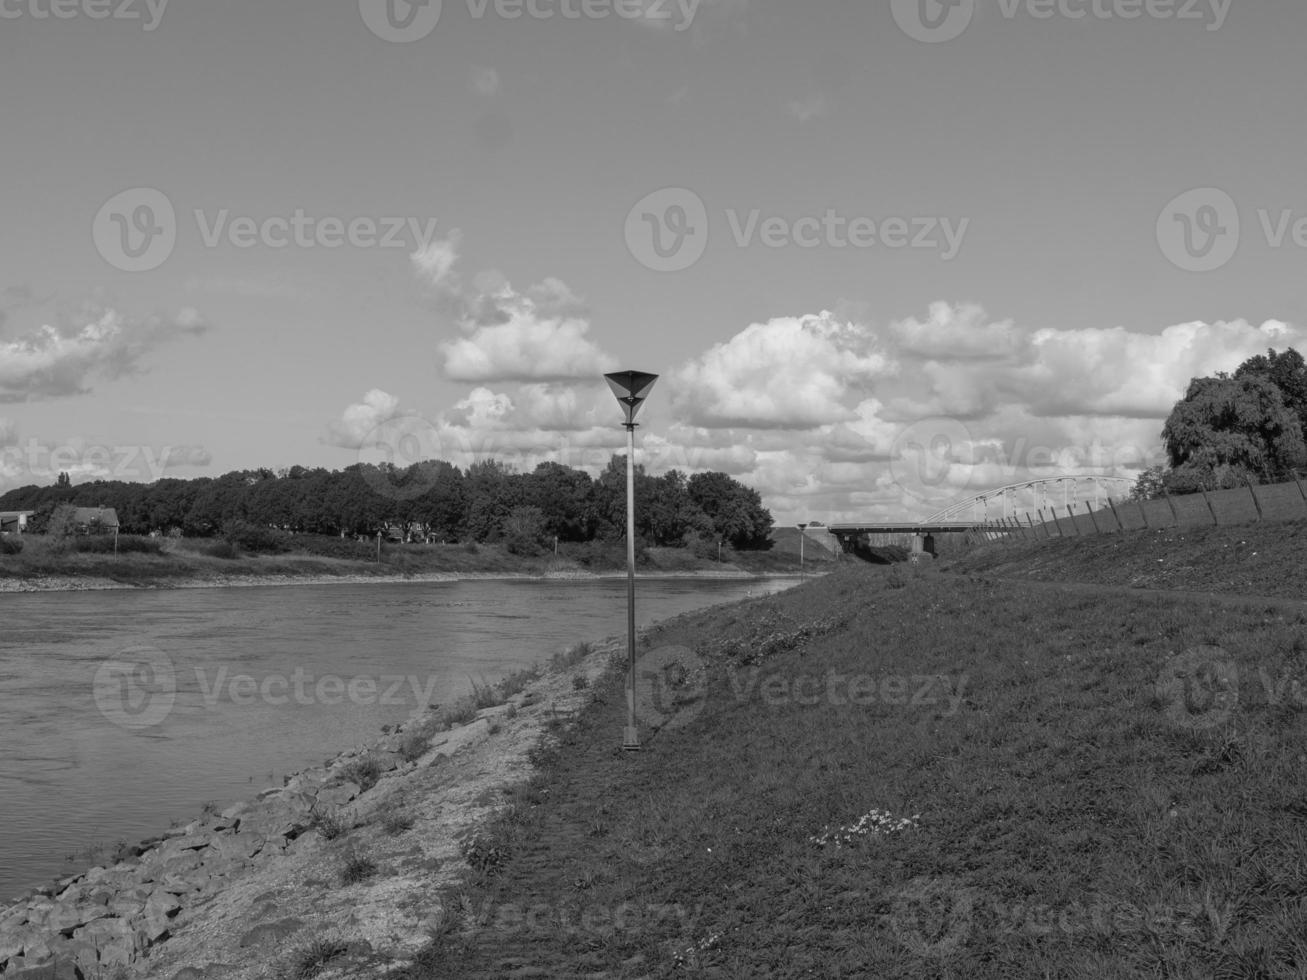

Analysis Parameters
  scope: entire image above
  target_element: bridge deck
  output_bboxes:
[827,522,983,536]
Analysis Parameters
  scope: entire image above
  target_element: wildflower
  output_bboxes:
[808,808,920,848]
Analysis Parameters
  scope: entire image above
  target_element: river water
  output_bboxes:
[0,575,800,902]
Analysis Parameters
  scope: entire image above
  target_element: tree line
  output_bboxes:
[1134,346,1307,498]
[0,455,775,552]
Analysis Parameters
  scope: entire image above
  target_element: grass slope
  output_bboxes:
[383,563,1307,979]
[944,518,1307,600]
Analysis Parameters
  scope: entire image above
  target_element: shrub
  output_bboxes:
[572,674,589,691]
[72,535,164,555]
[338,756,383,792]
[221,519,292,554]
[462,834,510,875]
[310,809,349,841]
[201,539,239,559]
[463,541,479,554]
[0,536,23,555]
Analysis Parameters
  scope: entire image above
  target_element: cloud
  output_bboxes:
[0,305,209,403]
[162,445,213,468]
[414,234,617,383]
[671,311,893,429]
[323,389,406,449]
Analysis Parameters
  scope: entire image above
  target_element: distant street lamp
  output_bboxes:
[797,522,810,575]
[604,370,659,752]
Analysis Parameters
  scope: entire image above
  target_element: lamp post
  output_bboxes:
[797,522,808,576]
[604,370,659,752]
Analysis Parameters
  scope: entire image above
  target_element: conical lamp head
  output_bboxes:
[605,371,659,425]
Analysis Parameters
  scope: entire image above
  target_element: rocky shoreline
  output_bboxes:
[0,636,624,979]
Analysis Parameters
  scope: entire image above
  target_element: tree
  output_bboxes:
[1161,374,1307,491]
[1235,347,1307,433]
[687,471,774,550]
[56,472,71,489]
[1129,465,1168,501]
[502,505,547,555]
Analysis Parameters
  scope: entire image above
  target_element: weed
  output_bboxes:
[310,809,349,841]
[572,674,589,691]
[338,756,383,792]
[340,852,377,885]
[380,810,415,835]
[278,936,349,979]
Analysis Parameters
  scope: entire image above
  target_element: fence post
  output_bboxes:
[1084,501,1102,535]
[1199,488,1219,525]
[1246,478,1264,521]
[1163,488,1180,526]
[1137,496,1150,529]
[1043,508,1064,537]
[1065,504,1083,535]
[1107,496,1125,532]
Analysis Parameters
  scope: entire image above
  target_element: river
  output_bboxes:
[0,575,801,902]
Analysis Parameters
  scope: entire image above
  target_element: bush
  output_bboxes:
[72,535,165,555]
[221,519,292,554]
[0,536,23,555]
[201,539,239,559]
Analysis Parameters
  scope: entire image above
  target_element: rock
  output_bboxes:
[316,781,361,808]
[73,916,137,967]
[139,890,182,942]
[6,957,79,979]
[44,902,110,935]
[238,916,305,948]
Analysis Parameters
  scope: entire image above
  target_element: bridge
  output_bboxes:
[827,476,1135,560]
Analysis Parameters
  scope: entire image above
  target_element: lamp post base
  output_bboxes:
[622,727,641,751]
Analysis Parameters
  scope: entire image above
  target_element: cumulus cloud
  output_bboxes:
[323,389,407,449]
[0,305,209,402]
[671,311,893,429]
[414,234,617,383]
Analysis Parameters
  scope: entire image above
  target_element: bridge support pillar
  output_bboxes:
[908,533,934,563]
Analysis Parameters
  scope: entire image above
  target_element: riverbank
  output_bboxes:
[0,567,821,594]
[0,537,832,593]
[0,633,632,978]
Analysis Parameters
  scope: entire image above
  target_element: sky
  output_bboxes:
[2,0,1305,523]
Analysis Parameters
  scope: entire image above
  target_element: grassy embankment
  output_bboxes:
[0,533,824,588]
[942,517,1307,600]
[337,530,1307,979]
